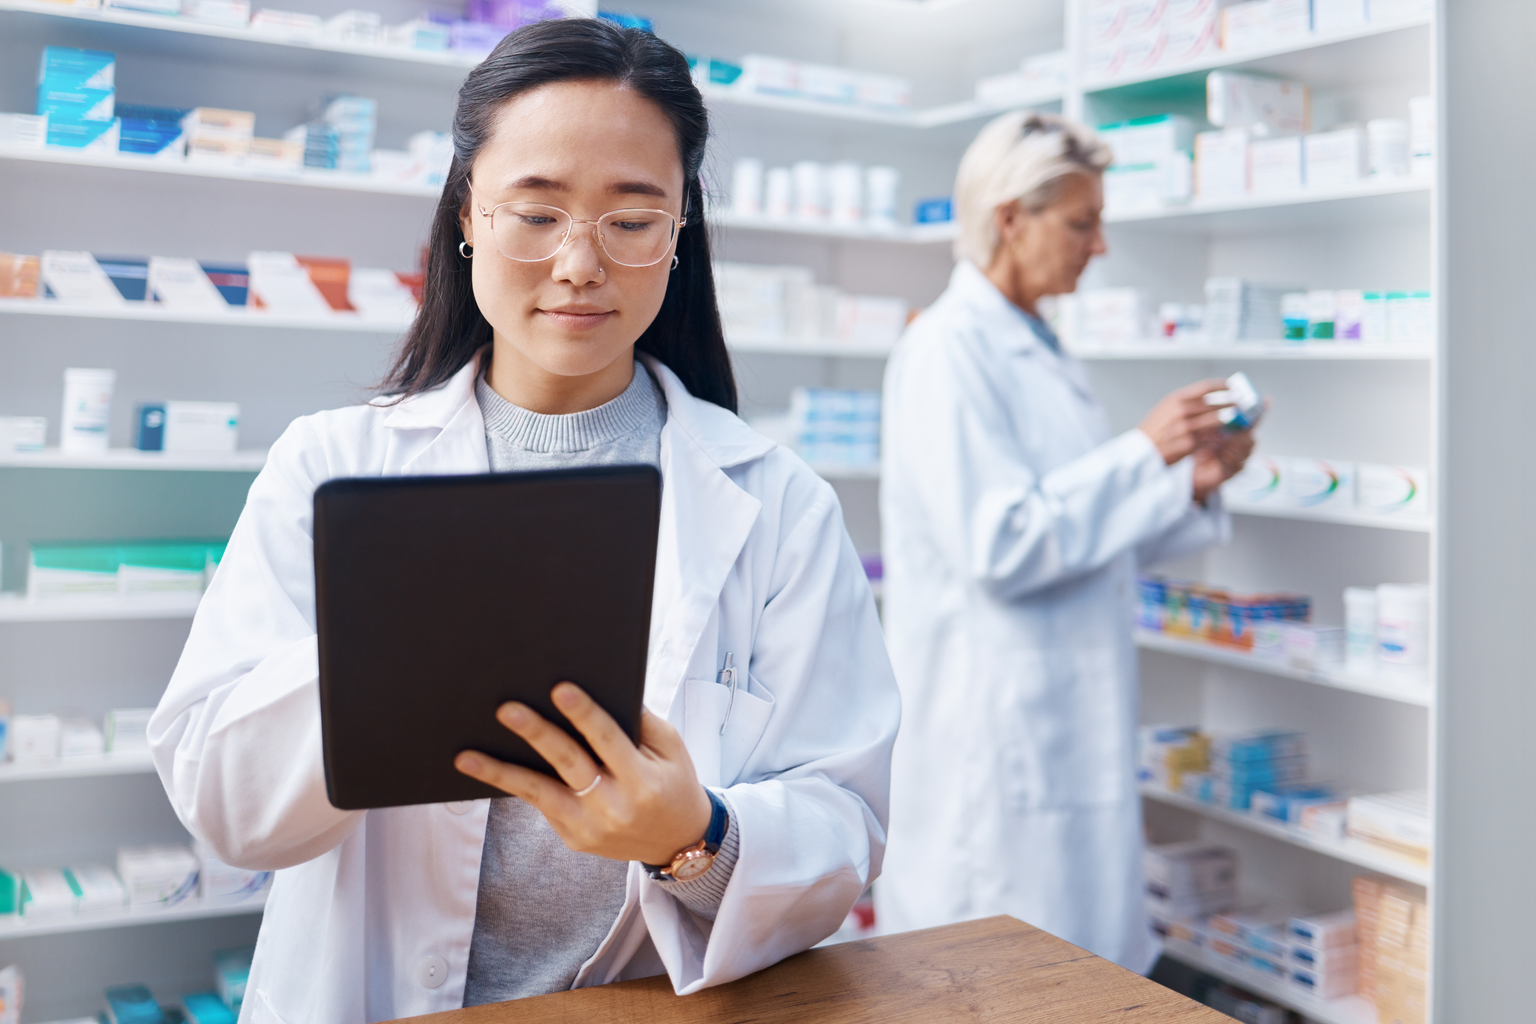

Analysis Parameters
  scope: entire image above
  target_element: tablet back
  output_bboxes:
[313,465,661,810]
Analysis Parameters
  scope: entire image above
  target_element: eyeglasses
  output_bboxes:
[470,188,687,268]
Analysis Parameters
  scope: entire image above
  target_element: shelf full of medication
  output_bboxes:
[1093,71,1433,224]
[0,944,255,1024]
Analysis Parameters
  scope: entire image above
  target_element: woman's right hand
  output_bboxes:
[1138,379,1231,466]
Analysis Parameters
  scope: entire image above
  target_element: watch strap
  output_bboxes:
[645,788,729,880]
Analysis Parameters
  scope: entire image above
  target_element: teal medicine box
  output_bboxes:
[36,46,116,122]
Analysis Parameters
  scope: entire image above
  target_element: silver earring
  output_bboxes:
[458,241,473,258]
[671,255,679,270]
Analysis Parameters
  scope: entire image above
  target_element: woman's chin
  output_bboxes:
[517,337,635,379]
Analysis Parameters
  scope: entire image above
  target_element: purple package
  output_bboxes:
[451,20,509,53]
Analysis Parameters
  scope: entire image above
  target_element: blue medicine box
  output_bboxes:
[37,46,116,122]
[914,197,953,224]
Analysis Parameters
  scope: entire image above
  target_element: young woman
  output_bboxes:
[150,20,898,1024]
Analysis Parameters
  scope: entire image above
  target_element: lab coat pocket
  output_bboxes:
[680,673,774,787]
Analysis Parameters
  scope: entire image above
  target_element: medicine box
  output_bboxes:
[1347,790,1431,860]
[1356,463,1429,517]
[36,47,115,122]
[196,841,273,902]
[12,713,62,764]
[0,417,46,453]
[214,946,256,1009]
[184,0,251,26]
[0,112,47,149]
[1144,841,1238,901]
[1290,909,1357,949]
[46,116,120,152]
[105,708,155,753]
[20,868,77,919]
[183,992,239,1024]
[135,401,240,453]
[64,863,127,912]
[59,718,105,758]
[1194,129,1249,200]
[1207,71,1309,136]
[1222,454,1282,506]
[104,984,163,1024]
[1281,457,1355,510]
[1250,136,1303,195]
[117,844,199,907]
[1305,128,1366,191]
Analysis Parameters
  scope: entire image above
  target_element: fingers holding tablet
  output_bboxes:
[455,683,713,865]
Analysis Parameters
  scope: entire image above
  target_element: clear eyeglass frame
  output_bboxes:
[470,188,687,268]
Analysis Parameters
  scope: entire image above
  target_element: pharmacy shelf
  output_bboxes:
[1140,784,1430,886]
[0,142,443,198]
[0,749,156,784]
[1084,12,1432,93]
[0,0,1048,129]
[0,301,901,359]
[0,592,200,622]
[0,893,265,941]
[1069,343,1433,362]
[1134,630,1433,708]
[0,448,266,471]
[1105,178,1431,236]
[0,0,482,69]
[711,211,955,244]
[1228,502,1433,534]
[810,463,880,481]
[729,334,894,359]
[0,296,410,332]
[700,83,1061,128]
[1160,936,1375,1024]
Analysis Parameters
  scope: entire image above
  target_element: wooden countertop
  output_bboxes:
[402,915,1228,1023]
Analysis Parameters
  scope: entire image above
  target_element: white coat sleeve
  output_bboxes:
[148,416,363,870]
[887,333,1201,602]
[639,476,899,993]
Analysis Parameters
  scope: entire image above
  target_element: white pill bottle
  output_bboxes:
[1377,583,1431,671]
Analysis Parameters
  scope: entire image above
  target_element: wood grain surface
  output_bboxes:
[400,916,1230,1024]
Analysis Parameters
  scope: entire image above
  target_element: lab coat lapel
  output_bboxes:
[955,259,1100,405]
[380,355,492,476]
[639,359,765,722]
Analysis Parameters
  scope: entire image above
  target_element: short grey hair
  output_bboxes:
[953,111,1112,268]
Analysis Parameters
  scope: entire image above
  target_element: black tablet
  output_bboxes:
[313,465,661,810]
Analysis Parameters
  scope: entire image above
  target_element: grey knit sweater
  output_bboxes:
[461,362,740,1007]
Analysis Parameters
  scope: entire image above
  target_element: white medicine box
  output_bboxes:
[117,844,199,907]
[1305,128,1366,191]
[1194,129,1250,200]
[1250,136,1304,195]
[135,401,239,453]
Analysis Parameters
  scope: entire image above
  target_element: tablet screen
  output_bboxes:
[313,465,661,810]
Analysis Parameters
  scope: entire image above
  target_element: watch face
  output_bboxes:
[670,851,714,882]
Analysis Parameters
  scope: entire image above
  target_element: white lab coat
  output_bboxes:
[149,352,900,1024]
[874,261,1228,972]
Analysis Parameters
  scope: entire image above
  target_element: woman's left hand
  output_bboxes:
[454,682,712,866]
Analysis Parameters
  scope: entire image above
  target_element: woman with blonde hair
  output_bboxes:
[876,111,1255,970]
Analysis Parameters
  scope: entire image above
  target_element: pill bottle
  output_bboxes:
[764,167,793,220]
[730,158,764,217]
[865,166,900,228]
[1344,586,1378,675]
[1377,583,1430,671]
[61,367,116,453]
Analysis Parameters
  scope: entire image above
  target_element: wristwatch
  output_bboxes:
[646,788,729,882]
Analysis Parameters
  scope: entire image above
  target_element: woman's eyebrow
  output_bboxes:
[502,174,566,192]
[608,180,668,199]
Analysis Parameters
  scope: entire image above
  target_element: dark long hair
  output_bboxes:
[381,18,736,412]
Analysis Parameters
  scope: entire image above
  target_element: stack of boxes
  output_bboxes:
[1084,0,1226,83]
[1355,878,1429,1023]
[1204,278,1293,343]
[1209,730,1308,812]
[1288,909,1359,999]
[788,388,881,469]
[36,46,118,152]
[1144,841,1237,940]
[183,107,255,165]
[1097,115,1194,214]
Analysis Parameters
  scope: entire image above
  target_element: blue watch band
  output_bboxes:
[701,787,729,854]
[645,788,728,879]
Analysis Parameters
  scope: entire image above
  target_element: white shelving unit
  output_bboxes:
[1139,785,1430,886]
[0,750,158,785]
[1134,631,1434,708]
[0,896,267,942]
[1065,4,1439,1022]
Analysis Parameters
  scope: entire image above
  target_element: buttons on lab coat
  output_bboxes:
[418,955,448,988]
[445,801,471,815]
